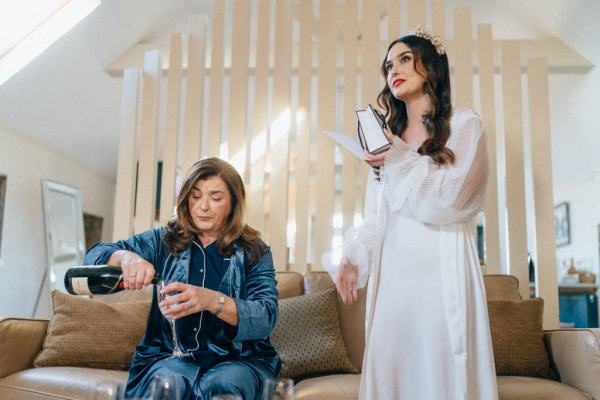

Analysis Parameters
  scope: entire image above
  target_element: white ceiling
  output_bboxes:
[0,0,597,181]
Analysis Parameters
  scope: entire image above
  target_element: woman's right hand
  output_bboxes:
[335,256,359,305]
[108,250,156,290]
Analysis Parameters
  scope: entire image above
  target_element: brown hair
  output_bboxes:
[163,158,265,264]
[377,35,455,165]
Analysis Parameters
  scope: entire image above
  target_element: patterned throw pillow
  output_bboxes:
[34,290,150,370]
[270,288,359,380]
[488,298,558,380]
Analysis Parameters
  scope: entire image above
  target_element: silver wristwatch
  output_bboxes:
[214,292,225,316]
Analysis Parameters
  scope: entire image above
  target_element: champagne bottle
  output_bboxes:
[64,265,161,295]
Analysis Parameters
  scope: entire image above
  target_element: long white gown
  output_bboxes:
[343,108,498,399]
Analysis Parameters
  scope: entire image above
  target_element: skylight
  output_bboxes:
[0,0,100,87]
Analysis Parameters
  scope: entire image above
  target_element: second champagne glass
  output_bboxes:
[263,378,295,400]
[157,280,186,358]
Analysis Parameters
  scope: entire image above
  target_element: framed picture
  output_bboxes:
[554,202,571,247]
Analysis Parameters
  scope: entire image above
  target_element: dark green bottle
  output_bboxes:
[64,265,161,295]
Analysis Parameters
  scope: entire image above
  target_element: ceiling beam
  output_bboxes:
[105,36,592,77]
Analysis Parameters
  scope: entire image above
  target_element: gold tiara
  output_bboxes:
[407,25,446,55]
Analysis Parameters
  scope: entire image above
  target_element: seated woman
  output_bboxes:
[84,157,280,399]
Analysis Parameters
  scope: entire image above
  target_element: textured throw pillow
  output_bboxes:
[34,290,150,370]
[270,288,359,380]
[487,298,557,380]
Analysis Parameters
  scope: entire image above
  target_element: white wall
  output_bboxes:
[0,128,115,319]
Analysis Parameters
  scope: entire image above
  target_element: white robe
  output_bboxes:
[343,108,498,400]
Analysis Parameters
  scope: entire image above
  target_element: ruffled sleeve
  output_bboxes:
[340,168,379,287]
[382,108,488,225]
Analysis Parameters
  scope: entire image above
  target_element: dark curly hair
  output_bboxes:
[377,35,455,166]
[163,157,266,265]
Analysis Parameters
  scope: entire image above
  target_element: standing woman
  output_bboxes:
[335,27,498,399]
[84,158,280,399]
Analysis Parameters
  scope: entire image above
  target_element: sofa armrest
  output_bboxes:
[544,328,600,399]
[0,318,49,378]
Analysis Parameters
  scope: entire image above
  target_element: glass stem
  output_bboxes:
[170,320,182,353]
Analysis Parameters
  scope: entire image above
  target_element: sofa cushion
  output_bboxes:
[34,290,149,370]
[0,367,127,400]
[497,376,592,400]
[276,271,305,299]
[488,298,557,379]
[294,374,361,400]
[271,288,359,380]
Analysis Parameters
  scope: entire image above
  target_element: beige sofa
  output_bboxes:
[1,272,599,400]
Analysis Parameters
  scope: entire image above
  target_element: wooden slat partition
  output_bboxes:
[501,41,529,299]
[112,2,562,329]
[134,50,161,234]
[181,21,207,175]
[431,0,446,38]
[159,34,183,225]
[478,24,500,274]
[453,7,473,108]
[248,0,269,233]
[269,0,292,270]
[293,0,312,272]
[342,0,358,234]
[387,0,401,41]
[206,0,225,157]
[408,0,426,28]
[112,68,140,240]
[228,0,251,174]
[359,0,381,208]
[528,57,559,328]
[314,0,337,270]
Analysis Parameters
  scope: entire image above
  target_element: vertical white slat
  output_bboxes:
[249,0,270,233]
[453,7,473,108]
[269,0,292,271]
[207,0,225,157]
[477,24,500,274]
[342,0,358,234]
[113,68,140,241]
[359,0,382,212]
[387,0,401,41]
[182,21,207,175]
[407,0,426,28]
[501,41,529,299]
[528,57,559,329]
[134,50,161,234]
[431,0,446,39]
[293,0,313,273]
[314,0,337,270]
[159,34,183,225]
[228,0,251,174]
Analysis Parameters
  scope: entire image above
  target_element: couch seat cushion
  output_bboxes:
[497,376,592,400]
[0,367,127,400]
[295,374,360,400]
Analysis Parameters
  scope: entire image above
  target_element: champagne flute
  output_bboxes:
[157,280,186,358]
[91,380,125,400]
[263,378,295,400]
[149,372,181,400]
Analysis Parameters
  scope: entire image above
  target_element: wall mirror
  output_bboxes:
[41,180,85,294]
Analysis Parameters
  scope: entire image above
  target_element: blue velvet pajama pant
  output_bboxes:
[126,356,271,400]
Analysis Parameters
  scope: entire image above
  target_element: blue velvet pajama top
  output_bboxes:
[83,227,281,391]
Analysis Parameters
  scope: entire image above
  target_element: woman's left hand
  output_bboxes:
[159,282,218,320]
[364,128,395,168]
